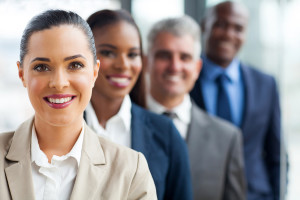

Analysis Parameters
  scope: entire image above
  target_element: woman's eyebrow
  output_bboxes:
[30,57,50,63]
[64,54,86,61]
[130,47,140,51]
[30,54,86,63]
[98,44,117,49]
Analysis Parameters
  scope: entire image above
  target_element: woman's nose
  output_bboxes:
[115,54,130,70]
[49,69,70,91]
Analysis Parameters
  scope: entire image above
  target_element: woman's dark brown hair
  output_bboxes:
[87,9,146,108]
[20,9,97,65]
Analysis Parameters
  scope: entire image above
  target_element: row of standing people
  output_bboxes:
[0,1,284,200]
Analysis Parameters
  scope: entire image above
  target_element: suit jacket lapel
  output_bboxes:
[130,104,151,158]
[5,117,35,200]
[70,123,106,200]
[5,118,107,200]
[186,102,208,147]
[186,103,213,171]
[240,64,253,133]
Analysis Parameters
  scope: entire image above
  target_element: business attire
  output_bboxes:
[191,56,283,200]
[147,94,246,200]
[31,123,85,199]
[0,117,157,200]
[85,96,193,200]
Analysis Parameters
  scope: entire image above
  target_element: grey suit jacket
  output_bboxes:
[187,102,246,200]
[0,117,157,200]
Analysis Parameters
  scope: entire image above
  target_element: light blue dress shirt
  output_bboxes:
[200,55,245,127]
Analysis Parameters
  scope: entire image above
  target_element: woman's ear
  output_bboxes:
[17,61,27,88]
[92,59,100,87]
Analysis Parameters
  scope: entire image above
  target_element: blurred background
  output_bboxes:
[0,0,299,199]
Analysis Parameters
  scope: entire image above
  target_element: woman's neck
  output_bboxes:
[34,115,83,163]
[90,92,124,128]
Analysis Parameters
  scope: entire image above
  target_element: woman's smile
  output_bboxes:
[92,21,142,100]
[44,94,76,109]
[19,25,99,126]
[107,74,131,88]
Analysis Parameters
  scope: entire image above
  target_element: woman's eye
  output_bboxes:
[99,50,115,58]
[33,64,50,72]
[69,62,84,70]
[128,52,140,59]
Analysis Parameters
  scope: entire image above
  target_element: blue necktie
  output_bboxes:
[216,73,232,122]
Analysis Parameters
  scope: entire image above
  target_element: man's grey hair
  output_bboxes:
[147,15,201,59]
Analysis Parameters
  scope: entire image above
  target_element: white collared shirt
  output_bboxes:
[31,123,84,200]
[85,95,132,147]
[147,94,192,139]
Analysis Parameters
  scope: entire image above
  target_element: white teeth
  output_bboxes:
[48,97,72,104]
[165,75,181,82]
[110,77,129,83]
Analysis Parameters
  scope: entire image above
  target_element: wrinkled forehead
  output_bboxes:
[153,32,194,50]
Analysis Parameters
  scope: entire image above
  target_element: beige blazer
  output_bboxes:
[0,117,157,200]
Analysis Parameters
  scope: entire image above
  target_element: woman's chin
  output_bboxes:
[35,113,82,128]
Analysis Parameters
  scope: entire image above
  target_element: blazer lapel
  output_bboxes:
[5,117,35,200]
[187,103,218,178]
[70,123,106,200]
[130,104,151,158]
[186,102,208,147]
[240,64,254,135]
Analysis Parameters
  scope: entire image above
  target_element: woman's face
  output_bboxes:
[18,25,99,127]
[92,21,142,101]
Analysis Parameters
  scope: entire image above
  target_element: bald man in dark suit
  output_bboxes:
[190,1,286,200]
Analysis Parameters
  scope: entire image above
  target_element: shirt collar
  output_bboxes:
[85,95,132,132]
[147,94,191,124]
[172,95,191,124]
[146,94,166,114]
[31,123,84,167]
[201,54,240,83]
[117,95,132,131]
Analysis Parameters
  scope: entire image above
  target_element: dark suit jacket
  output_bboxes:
[131,103,192,200]
[187,102,246,200]
[85,103,193,200]
[191,63,282,200]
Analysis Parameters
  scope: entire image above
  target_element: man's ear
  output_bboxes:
[195,58,203,78]
[17,61,27,88]
[92,59,100,88]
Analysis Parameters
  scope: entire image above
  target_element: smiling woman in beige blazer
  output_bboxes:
[0,9,156,200]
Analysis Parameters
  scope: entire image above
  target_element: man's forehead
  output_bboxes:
[154,35,194,53]
[154,48,193,56]
[154,32,194,47]
[214,2,249,20]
